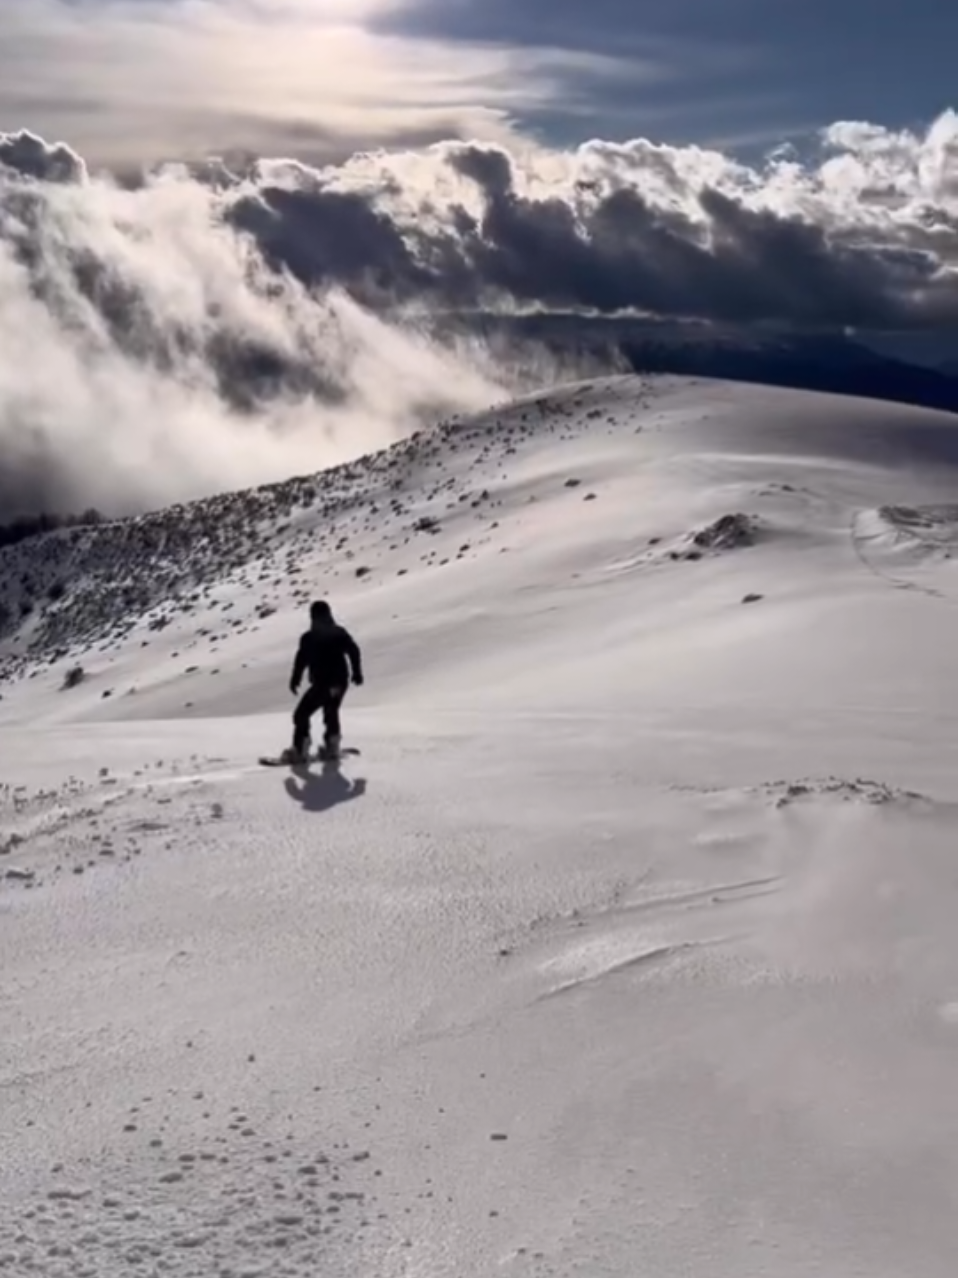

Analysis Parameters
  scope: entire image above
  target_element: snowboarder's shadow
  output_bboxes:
[283,760,367,813]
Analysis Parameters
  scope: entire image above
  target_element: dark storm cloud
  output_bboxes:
[4,117,958,343]
[0,129,86,183]
[215,130,958,329]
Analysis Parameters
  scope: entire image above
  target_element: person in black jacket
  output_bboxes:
[288,600,363,761]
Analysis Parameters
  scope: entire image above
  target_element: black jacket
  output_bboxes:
[291,623,363,691]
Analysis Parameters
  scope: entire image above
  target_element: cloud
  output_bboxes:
[0,131,559,520]
[0,111,956,519]
[0,131,85,184]
[205,108,958,326]
[0,0,638,167]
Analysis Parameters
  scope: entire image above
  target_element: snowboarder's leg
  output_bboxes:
[292,685,323,757]
[321,686,346,756]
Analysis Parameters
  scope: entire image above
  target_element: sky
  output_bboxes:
[0,0,954,165]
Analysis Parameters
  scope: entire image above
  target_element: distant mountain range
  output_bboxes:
[448,313,958,417]
[853,329,958,376]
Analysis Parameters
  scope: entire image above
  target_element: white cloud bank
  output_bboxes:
[0,145,533,518]
[0,107,955,519]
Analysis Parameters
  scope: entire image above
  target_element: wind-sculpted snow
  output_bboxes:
[6,374,958,1276]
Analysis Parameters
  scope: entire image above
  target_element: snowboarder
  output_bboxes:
[286,600,363,763]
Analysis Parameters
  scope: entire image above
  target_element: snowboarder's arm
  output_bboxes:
[290,635,308,691]
[345,632,364,684]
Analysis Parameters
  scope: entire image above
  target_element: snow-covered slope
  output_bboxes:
[4,374,958,1277]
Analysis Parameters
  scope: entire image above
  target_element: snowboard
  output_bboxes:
[259,746,360,767]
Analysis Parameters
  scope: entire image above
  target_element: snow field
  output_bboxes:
[5,375,958,1275]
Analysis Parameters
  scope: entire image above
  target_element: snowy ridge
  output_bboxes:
[5,374,958,1276]
[0,375,655,681]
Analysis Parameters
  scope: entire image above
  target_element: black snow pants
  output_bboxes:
[293,683,346,753]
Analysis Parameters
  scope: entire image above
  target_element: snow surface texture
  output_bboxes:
[5,374,958,1276]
